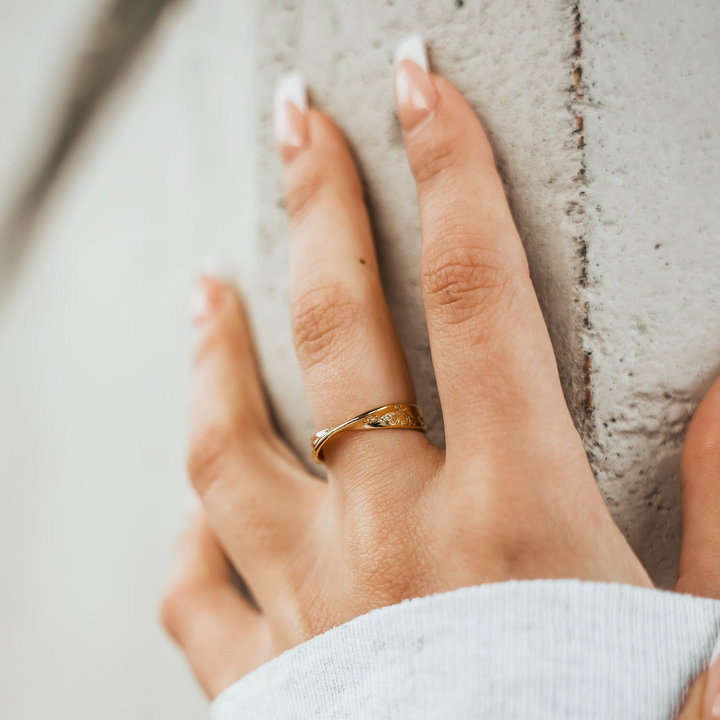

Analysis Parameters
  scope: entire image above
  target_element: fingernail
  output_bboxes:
[394,34,438,132]
[191,276,226,323]
[703,632,720,718]
[184,490,203,518]
[273,71,309,163]
[200,254,237,284]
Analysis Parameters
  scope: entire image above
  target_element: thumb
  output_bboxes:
[679,671,706,720]
[679,635,720,720]
[676,373,720,598]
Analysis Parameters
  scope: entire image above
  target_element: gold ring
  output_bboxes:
[310,403,426,463]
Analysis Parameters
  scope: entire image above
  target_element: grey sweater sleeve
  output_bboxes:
[211,580,720,720]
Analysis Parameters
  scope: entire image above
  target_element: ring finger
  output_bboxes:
[274,74,431,481]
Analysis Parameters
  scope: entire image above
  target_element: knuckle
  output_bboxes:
[229,490,275,539]
[187,424,237,495]
[193,322,229,368]
[291,285,360,370]
[414,137,459,187]
[421,243,515,328]
[160,584,192,643]
[285,166,327,224]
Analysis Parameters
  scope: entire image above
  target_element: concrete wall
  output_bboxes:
[0,0,718,717]
[253,0,720,586]
[582,0,720,584]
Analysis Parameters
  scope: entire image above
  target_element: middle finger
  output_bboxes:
[394,39,582,464]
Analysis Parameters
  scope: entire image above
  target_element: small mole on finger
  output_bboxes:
[359,258,366,264]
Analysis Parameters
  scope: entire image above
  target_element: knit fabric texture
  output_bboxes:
[211,580,720,719]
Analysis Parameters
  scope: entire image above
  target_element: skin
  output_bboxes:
[161,61,720,714]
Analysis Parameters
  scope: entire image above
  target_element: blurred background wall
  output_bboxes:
[0,0,718,718]
[0,0,256,716]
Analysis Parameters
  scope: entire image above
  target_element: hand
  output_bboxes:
[161,41,720,699]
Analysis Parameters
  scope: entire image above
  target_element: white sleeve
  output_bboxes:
[211,579,720,720]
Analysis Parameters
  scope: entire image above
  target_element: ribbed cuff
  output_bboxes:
[211,580,720,720]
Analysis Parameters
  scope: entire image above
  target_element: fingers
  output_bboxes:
[676,373,720,599]
[189,277,321,616]
[274,73,430,475]
[394,37,579,462]
[678,671,706,720]
[161,499,272,699]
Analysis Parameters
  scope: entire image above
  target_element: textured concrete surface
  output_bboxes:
[581,0,720,585]
[253,0,720,587]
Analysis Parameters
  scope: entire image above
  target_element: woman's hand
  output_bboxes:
[161,38,720,699]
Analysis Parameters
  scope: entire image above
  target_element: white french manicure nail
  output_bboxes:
[393,33,429,71]
[191,282,210,321]
[273,72,309,160]
[184,490,203,517]
[191,261,233,323]
[393,34,437,132]
[200,255,236,284]
[274,72,308,115]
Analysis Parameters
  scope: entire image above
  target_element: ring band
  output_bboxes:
[310,403,426,463]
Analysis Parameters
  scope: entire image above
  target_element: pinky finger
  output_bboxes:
[161,496,273,698]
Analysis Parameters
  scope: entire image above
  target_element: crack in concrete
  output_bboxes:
[566,1,596,458]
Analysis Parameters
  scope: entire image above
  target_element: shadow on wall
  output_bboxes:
[0,0,182,303]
